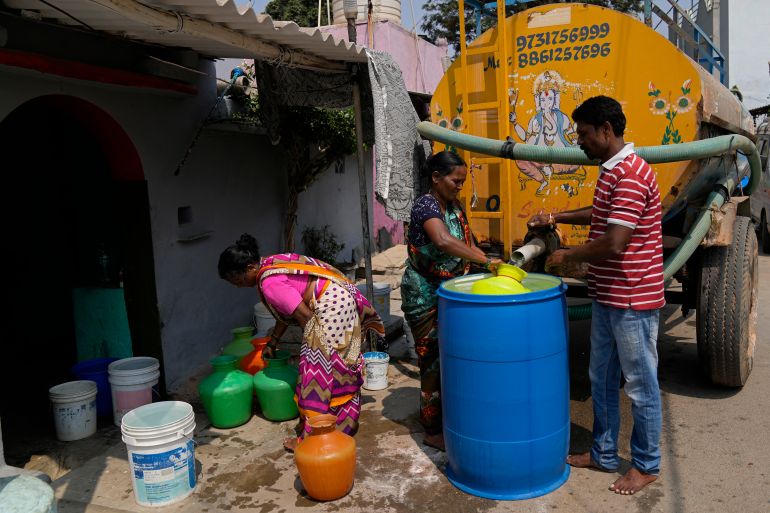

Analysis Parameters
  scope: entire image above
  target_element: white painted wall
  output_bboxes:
[0,62,287,391]
[728,0,770,108]
[152,127,286,389]
[295,153,374,264]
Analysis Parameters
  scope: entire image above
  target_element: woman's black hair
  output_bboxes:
[218,233,260,280]
[420,150,466,192]
[425,150,467,178]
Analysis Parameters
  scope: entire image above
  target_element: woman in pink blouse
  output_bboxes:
[218,234,384,450]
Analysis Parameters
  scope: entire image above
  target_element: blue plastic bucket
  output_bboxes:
[71,357,118,417]
[437,273,570,500]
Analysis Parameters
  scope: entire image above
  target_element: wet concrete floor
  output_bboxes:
[17,255,770,512]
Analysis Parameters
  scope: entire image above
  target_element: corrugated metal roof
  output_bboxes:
[3,0,368,67]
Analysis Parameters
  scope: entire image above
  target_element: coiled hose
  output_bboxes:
[415,122,760,321]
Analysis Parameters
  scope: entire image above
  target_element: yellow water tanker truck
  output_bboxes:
[419,2,761,387]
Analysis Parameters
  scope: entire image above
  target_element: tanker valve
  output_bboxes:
[510,228,562,268]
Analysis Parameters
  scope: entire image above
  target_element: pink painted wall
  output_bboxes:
[323,21,448,247]
[323,20,447,94]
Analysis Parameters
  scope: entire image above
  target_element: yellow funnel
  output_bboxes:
[471,264,531,295]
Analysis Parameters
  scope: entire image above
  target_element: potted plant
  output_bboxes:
[301,226,355,279]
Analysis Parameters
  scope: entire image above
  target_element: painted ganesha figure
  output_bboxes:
[509,70,586,196]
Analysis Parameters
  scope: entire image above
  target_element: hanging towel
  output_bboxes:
[367,50,430,222]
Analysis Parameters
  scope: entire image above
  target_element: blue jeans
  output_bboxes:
[589,300,662,475]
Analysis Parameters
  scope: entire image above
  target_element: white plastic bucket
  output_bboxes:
[356,282,391,323]
[121,401,197,507]
[49,380,98,441]
[362,352,390,390]
[253,302,276,337]
[109,357,160,427]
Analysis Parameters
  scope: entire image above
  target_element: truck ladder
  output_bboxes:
[458,0,515,258]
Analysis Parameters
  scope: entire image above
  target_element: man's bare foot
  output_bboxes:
[566,452,615,472]
[423,433,445,451]
[609,467,657,495]
[283,437,299,452]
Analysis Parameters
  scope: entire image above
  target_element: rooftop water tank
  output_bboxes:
[332,0,402,25]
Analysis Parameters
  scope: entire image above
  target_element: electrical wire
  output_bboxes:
[406,0,427,91]
[37,0,95,31]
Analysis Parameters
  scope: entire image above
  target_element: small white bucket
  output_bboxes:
[121,401,197,507]
[109,357,161,427]
[49,380,98,441]
[356,282,392,323]
[362,352,390,391]
[253,302,276,337]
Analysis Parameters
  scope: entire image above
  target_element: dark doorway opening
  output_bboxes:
[0,95,162,468]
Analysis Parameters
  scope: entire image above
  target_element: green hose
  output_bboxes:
[417,121,761,195]
[567,303,593,321]
[415,122,760,321]
[566,177,730,320]
[661,175,733,282]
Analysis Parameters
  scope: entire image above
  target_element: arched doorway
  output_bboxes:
[0,95,161,459]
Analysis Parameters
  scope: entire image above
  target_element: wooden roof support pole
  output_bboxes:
[352,65,376,351]
[85,0,347,72]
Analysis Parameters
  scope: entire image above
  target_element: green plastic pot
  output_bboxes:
[198,355,253,428]
[222,326,255,364]
[253,350,299,421]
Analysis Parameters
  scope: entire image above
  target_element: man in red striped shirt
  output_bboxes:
[528,96,663,496]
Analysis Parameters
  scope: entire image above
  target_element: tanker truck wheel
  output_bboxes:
[696,216,758,387]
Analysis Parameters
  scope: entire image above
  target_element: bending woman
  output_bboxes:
[401,151,501,451]
[219,235,384,449]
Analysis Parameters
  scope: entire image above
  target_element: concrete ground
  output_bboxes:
[31,255,770,512]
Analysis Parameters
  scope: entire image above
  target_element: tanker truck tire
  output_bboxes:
[696,216,758,387]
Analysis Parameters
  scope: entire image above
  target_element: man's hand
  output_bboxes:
[528,212,554,229]
[545,249,571,275]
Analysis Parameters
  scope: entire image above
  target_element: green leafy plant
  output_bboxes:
[236,61,356,251]
[265,0,331,27]
[302,225,345,264]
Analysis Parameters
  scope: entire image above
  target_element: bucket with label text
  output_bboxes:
[121,401,197,507]
[49,380,98,441]
[362,351,390,391]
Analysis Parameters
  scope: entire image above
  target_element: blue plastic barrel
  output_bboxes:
[71,357,118,417]
[437,273,570,500]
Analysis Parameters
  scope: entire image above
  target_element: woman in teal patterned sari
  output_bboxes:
[401,151,501,451]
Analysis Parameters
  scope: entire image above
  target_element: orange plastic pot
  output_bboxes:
[294,414,356,501]
[239,336,270,375]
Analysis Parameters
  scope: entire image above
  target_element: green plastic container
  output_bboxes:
[222,327,254,364]
[198,355,253,428]
[253,350,299,421]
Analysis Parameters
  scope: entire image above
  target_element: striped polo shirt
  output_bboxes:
[587,143,665,310]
